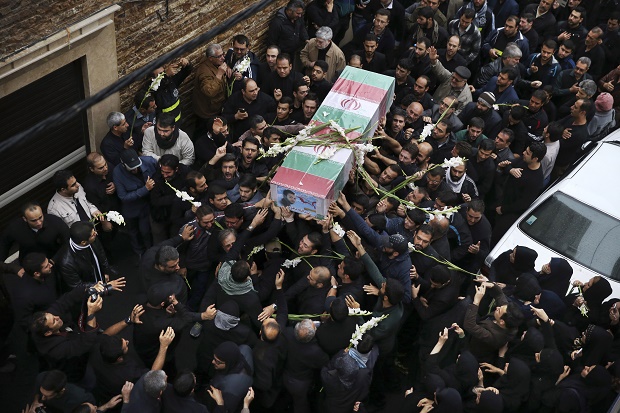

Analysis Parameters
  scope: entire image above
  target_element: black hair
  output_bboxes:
[343,257,364,281]
[22,252,47,276]
[70,221,95,244]
[469,117,485,130]
[478,138,495,151]
[173,370,196,397]
[528,141,547,162]
[157,112,176,128]
[384,278,405,305]
[330,298,349,322]
[159,154,180,169]
[238,173,258,190]
[41,370,67,393]
[314,60,329,73]
[52,170,74,191]
[435,191,458,207]
[208,184,227,199]
[224,203,245,219]
[468,199,485,213]
[231,260,251,282]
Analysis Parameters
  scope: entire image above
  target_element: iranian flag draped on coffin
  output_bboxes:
[270,67,395,219]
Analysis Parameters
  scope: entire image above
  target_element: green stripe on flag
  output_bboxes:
[313,108,370,133]
[338,67,394,91]
[281,151,343,181]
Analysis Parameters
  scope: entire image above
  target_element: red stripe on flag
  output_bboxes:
[271,167,335,198]
[332,78,387,104]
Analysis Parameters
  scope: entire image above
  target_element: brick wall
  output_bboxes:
[1,0,288,122]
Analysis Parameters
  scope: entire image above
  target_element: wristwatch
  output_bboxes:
[125,316,132,324]
[272,303,278,311]
[332,285,338,289]
[248,225,254,231]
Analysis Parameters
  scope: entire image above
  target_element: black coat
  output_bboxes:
[0,214,69,262]
[55,239,112,291]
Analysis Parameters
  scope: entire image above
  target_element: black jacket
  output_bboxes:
[55,239,112,291]
[267,7,309,55]
[0,214,69,262]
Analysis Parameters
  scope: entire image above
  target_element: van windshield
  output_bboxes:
[519,192,620,281]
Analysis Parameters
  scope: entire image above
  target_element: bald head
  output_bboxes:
[260,318,280,342]
[406,102,424,123]
[429,216,449,241]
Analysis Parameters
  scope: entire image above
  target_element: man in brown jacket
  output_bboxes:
[300,26,346,83]
[192,43,228,133]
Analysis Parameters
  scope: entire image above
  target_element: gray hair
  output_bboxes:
[579,79,597,97]
[206,43,223,58]
[155,245,179,266]
[286,0,305,11]
[144,370,167,398]
[106,112,125,129]
[316,26,333,40]
[503,43,522,59]
[576,56,591,69]
[218,228,237,244]
[294,319,316,343]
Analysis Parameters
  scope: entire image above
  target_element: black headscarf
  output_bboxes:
[583,277,612,316]
[513,273,542,303]
[443,351,480,395]
[557,366,612,410]
[213,341,252,376]
[475,390,504,413]
[491,247,537,286]
[509,326,544,367]
[433,387,463,413]
[537,258,573,298]
[582,325,613,367]
[494,358,531,413]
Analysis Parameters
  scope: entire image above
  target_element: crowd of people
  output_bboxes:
[2,0,620,412]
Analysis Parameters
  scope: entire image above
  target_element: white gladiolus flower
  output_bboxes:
[407,182,418,191]
[105,211,126,226]
[332,222,345,238]
[248,245,264,259]
[442,157,465,168]
[419,123,434,141]
[408,242,415,252]
[282,258,302,268]
[149,72,165,91]
[233,55,251,73]
[329,119,347,138]
[348,315,389,348]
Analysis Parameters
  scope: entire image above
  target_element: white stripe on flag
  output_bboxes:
[321,91,379,120]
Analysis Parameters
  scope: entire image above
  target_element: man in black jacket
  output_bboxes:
[267,0,309,57]
[0,202,69,265]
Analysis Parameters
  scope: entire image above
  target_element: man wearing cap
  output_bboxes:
[428,46,472,114]
[113,149,158,256]
[458,92,502,139]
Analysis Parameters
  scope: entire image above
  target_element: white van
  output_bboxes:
[483,134,620,300]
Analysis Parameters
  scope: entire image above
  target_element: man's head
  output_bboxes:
[538,0,553,14]
[276,97,294,121]
[395,59,412,83]
[390,107,407,135]
[414,37,431,59]
[22,202,45,230]
[70,221,97,246]
[497,67,517,89]
[523,142,547,165]
[607,12,620,31]
[293,80,309,104]
[378,164,401,186]
[241,79,260,102]
[298,232,322,255]
[446,35,461,57]
[459,9,475,31]
[431,120,451,142]
[208,184,230,211]
[466,118,485,143]
[120,149,143,174]
[399,143,418,165]
[417,142,433,166]
[99,334,129,364]
[412,223,433,251]
[466,199,485,226]
[573,57,591,79]
[571,98,592,120]
[311,60,328,83]
[306,266,331,288]
[134,90,156,114]
[567,7,585,29]
[406,102,424,124]
[159,154,180,181]
[586,27,604,49]
[494,128,514,150]
[195,205,215,230]
[154,246,180,274]
[494,301,524,329]
[276,54,293,78]
[52,170,80,196]
[416,6,435,29]
[206,43,225,66]
[263,126,285,148]
[519,13,535,33]
[106,112,129,136]
[39,370,67,401]
[348,54,362,68]
[87,153,109,178]
[315,26,333,49]
[476,92,496,113]
[22,252,53,280]
[285,0,305,22]
[220,153,238,181]
[502,43,522,67]
[144,370,168,399]
[294,319,317,343]
[186,171,208,195]
[556,40,575,59]
[373,9,390,33]
[172,371,197,398]
[363,33,379,57]
[351,194,370,215]
[540,39,557,64]
[238,173,258,202]
[528,90,546,113]
[249,115,267,137]
[451,66,471,89]
[224,203,245,230]
[503,16,519,37]
[302,93,319,119]
[338,257,364,282]
[413,75,430,98]
[218,228,237,252]
[283,189,296,205]
[381,278,405,306]
[231,34,250,60]
[155,113,177,143]
[576,79,597,99]
[477,138,495,162]
[265,45,280,69]
[425,165,445,191]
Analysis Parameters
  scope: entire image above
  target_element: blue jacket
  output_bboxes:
[346,209,412,303]
[113,156,158,218]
